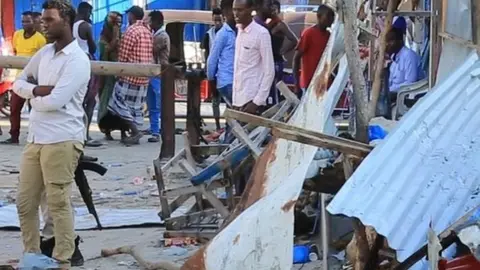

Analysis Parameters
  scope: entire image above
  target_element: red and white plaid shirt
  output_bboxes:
[118,20,153,86]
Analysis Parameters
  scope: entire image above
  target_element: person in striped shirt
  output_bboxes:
[107,6,153,146]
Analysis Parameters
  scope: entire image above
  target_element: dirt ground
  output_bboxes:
[0,116,339,269]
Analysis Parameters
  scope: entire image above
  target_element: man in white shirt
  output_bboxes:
[232,0,274,115]
[13,0,90,267]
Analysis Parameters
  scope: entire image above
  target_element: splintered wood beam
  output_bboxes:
[438,32,480,52]
[190,144,230,156]
[244,101,285,131]
[0,55,162,77]
[224,109,373,156]
[163,179,224,198]
[276,81,300,106]
[227,119,262,158]
[272,128,372,157]
[200,185,229,218]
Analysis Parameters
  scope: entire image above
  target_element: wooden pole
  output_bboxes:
[185,69,203,158]
[160,66,176,159]
[0,55,162,77]
[472,0,480,45]
[338,0,370,142]
[368,0,399,119]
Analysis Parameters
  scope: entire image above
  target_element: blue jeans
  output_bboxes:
[147,77,161,136]
[218,84,233,143]
[217,84,233,105]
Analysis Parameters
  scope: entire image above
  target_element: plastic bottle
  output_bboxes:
[293,244,320,264]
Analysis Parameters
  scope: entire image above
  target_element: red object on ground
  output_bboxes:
[439,255,480,270]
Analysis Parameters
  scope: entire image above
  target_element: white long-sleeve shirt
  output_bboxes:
[233,20,275,107]
[13,40,91,144]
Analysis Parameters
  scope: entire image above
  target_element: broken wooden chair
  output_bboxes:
[152,82,300,240]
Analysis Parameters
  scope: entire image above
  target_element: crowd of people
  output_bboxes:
[2,2,169,147]
[206,0,335,142]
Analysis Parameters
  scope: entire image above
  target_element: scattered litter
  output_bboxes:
[162,246,188,256]
[117,261,136,266]
[107,163,123,168]
[331,250,346,261]
[110,176,123,181]
[18,253,59,269]
[293,244,319,264]
[163,237,198,247]
[133,177,144,186]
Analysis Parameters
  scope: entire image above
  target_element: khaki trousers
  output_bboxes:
[40,191,75,240]
[16,141,83,266]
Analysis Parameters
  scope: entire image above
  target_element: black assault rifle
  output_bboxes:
[75,157,107,229]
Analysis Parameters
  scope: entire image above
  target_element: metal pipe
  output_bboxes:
[321,193,329,269]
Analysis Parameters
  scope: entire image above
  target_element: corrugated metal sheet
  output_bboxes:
[181,20,347,270]
[328,52,480,265]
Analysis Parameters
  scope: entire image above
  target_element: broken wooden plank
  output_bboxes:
[165,209,217,230]
[200,185,229,218]
[439,32,480,52]
[276,81,300,106]
[179,160,197,177]
[224,109,372,156]
[182,132,197,168]
[244,101,285,132]
[163,180,224,198]
[168,194,192,217]
[191,144,230,156]
[161,148,186,172]
[227,119,262,158]
[272,128,372,157]
[179,157,204,211]
[153,158,172,219]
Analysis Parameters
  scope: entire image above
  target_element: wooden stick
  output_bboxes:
[276,81,300,106]
[369,0,400,118]
[101,245,181,270]
[224,109,372,155]
[438,32,480,52]
[272,128,371,157]
[227,119,262,158]
[0,56,162,77]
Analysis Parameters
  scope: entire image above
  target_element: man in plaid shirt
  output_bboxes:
[108,5,153,145]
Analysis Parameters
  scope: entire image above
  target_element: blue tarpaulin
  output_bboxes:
[14,0,83,30]
[147,0,209,42]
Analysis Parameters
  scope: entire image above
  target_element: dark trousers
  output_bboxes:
[9,92,26,141]
[83,54,98,140]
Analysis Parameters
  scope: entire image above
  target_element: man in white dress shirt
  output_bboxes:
[13,0,90,267]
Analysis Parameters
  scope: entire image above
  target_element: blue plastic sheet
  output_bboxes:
[368,125,388,142]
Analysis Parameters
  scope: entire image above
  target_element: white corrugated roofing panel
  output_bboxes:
[328,52,480,263]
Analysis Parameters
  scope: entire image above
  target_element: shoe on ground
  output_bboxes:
[123,133,143,146]
[0,137,19,144]
[148,135,160,143]
[40,236,84,267]
[85,139,102,147]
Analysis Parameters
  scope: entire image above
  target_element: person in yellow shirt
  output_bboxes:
[1,11,46,144]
